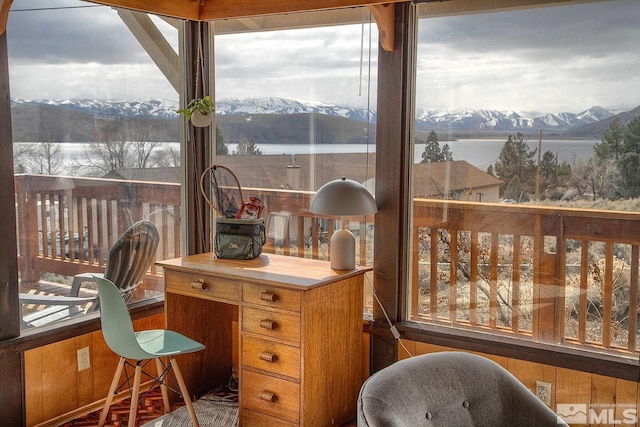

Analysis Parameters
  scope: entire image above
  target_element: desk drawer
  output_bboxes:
[241,369,300,423]
[164,271,239,302]
[243,284,301,312]
[242,335,300,379]
[242,306,300,343]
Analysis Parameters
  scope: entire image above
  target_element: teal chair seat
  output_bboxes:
[134,329,204,358]
[95,276,205,427]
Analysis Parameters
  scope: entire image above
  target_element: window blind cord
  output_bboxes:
[366,275,414,358]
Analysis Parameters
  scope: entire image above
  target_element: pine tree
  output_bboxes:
[594,117,624,161]
[420,131,453,162]
[622,116,640,155]
[617,152,640,198]
[216,126,229,155]
[493,133,537,198]
[441,143,454,162]
[233,135,262,155]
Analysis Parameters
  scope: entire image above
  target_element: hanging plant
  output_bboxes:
[177,96,215,127]
[177,22,213,128]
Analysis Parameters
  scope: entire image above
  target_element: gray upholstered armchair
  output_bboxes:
[357,351,568,427]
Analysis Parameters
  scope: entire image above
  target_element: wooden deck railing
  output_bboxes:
[412,199,640,356]
[15,175,639,356]
[14,174,182,287]
[14,175,373,292]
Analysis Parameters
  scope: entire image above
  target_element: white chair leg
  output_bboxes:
[170,356,200,427]
[127,361,143,427]
[155,357,171,413]
[98,357,125,427]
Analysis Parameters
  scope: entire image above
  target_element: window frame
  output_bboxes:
[383,0,640,380]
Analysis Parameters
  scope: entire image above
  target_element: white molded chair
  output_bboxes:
[95,276,205,427]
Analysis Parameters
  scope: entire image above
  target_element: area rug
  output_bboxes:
[140,398,238,427]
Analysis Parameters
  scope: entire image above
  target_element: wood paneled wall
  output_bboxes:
[24,314,164,427]
[397,339,640,427]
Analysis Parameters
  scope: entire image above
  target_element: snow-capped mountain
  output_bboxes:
[215,97,376,123]
[10,98,180,119]
[414,105,614,133]
[10,97,616,134]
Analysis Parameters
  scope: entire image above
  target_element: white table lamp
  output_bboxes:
[309,177,377,270]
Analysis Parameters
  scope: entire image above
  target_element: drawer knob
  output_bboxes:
[259,391,277,403]
[190,279,207,290]
[260,291,278,302]
[259,351,278,362]
[259,319,277,330]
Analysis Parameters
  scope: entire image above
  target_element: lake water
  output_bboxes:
[40,138,599,170]
[226,138,598,168]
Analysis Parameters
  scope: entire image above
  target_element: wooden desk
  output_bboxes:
[158,253,369,426]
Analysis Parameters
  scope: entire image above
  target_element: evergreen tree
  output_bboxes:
[493,133,537,198]
[233,135,262,155]
[622,116,640,155]
[617,152,640,198]
[421,131,453,162]
[557,160,572,186]
[441,143,454,162]
[216,126,229,155]
[539,151,558,189]
[594,117,625,161]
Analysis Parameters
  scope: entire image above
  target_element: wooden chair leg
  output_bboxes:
[127,362,143,427]
[98,357,125,427]
[155,357,171,413]
[170,356,200,427]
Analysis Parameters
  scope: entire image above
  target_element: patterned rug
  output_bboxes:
[63,387,238,426]
[140,398,238,427]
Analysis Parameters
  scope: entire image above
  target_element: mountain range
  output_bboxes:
[9,97,637,143]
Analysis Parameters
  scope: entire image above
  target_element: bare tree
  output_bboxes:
[32,142,62,175]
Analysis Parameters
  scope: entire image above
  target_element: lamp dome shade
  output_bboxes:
[309,177,377,216]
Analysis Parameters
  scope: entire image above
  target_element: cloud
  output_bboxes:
[5,0,640,114]
[416,0,640,112]
[214,23,378,107]
[7,1,146,64]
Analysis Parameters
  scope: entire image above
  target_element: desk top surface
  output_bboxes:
[158,253,371,290]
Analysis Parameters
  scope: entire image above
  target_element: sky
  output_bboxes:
[5,0,640,114]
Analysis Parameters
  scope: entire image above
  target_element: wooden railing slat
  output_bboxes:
[603,242,613,348]
[489,233,498,329]
[430,227,438,319]
[629,245,638,352]
[470,231,478,326]
[449,229,457,324]
[579,242,588,343]
[512,235,521,333]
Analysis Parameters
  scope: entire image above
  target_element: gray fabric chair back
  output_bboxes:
[357,351,567,427]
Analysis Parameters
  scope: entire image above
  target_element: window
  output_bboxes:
[411,0,640,358]
[9,1,180,330]
[211,9,377,266]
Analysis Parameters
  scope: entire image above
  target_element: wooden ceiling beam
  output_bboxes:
[0,0,12,36]
[85,0,404,21]
[86,0,401,51]
[86,0,200,20]
[116,9,181,92]
[367,4,394,51]
[198,0,404,21]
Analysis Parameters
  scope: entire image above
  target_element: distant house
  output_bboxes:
[413,160,503,203]
[103,167,182,183]
[108,155,501,202]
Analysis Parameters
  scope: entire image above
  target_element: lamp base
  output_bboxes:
[330,228,356,270]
